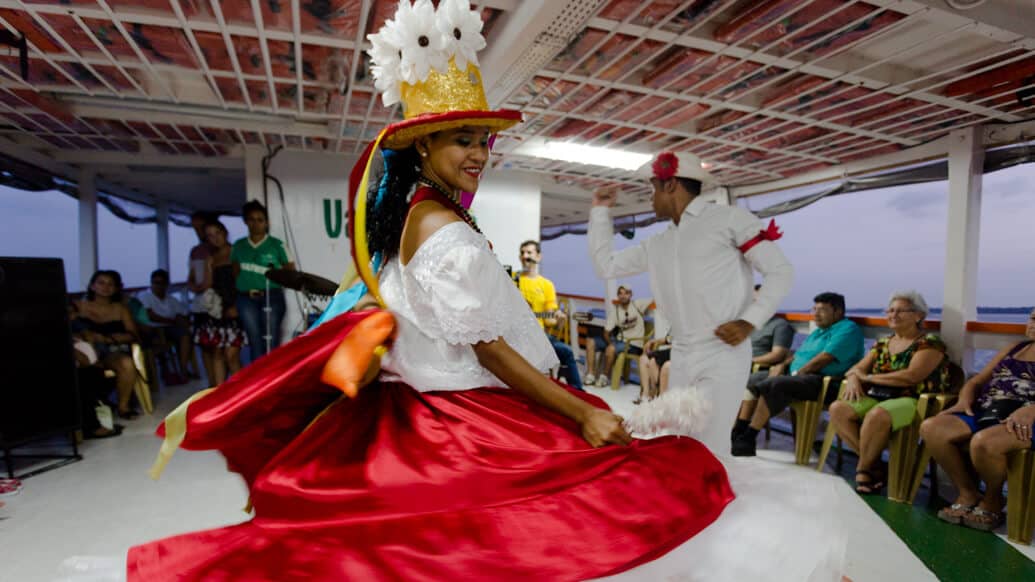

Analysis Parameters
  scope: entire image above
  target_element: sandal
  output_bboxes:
[937,503,976,525]
[85,425,124,440]
[855,468,886,495]
[962,506,1004,532]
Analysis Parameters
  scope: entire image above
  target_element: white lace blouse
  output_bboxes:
[378,221,558,392]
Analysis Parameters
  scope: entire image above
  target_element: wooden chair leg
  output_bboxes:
[1007,449,1035,545]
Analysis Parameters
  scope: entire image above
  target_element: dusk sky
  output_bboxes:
[1,162,1032,312]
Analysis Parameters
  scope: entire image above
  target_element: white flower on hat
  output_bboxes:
[367,18,403,106]
[436,0,486,71]
[394,0,448,86]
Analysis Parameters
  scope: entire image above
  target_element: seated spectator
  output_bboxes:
[737,284,797,423]
[72,340,123,439]
[514,240,582,391]
[829,291,948,494]
[195,220,245,385]
[72,270,141,419]
[188,210,216,384]
[137,269,195,385]
[732,292,865,457]
[920,308,1035,532]
[585,286,652,388]
[636,310,672,404]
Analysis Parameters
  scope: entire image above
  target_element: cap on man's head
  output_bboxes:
[636,151,715,187]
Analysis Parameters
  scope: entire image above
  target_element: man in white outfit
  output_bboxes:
[588,151,793,453]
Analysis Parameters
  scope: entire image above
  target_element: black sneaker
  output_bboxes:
[730,431,757,457]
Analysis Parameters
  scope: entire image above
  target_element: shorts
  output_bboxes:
[590,335,642,356]
[954,412,1035,446]
[844,396,918,431]
[652,347,671,367]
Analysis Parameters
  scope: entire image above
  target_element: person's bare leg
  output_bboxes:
[858,407,893,471]
[738,400,758,422]
[603,344,616,378]
[749,397,771,431]
[920,415,981,505]
[585,340,597,377]
[970,427,1029,514]
[108,353,136,414]
[659,361,670,395]
[177,332,193,376]
[226,346,242,376]
[208,348,226,385]
[200,348,216,385]
[829,401,862,453]
[637,353,653,401]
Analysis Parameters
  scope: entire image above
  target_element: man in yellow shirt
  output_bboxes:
[516,241,584,391]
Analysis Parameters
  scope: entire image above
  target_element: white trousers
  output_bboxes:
[668,339,751,454]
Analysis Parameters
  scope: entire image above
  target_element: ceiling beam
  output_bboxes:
[51,150,244,169]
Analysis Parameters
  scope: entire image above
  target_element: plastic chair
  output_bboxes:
[547,297,572,346]
[609,321,654,391]
[1007,449,1035,545]
[817,360,963,501]
[131,343,155,415]
[788,376,835,465]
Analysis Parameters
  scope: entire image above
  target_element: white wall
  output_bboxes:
[469,170,542,272]
[243,152,541,342]
[245,146,359,342]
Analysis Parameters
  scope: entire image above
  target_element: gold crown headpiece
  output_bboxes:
[367,0,521,150]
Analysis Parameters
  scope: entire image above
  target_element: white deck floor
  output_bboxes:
[0,378,997,581]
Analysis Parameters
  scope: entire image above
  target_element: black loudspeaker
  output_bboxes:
[0,257,81,447]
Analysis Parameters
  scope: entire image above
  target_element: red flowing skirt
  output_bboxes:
[129,312,734,581]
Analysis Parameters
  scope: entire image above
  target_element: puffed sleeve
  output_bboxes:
[409,230,537,347]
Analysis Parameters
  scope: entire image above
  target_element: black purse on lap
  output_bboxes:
[975,399,1024,430]
[865,386,904,401]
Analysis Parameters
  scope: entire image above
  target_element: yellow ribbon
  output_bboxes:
[147,388,215,480]
[352,127,389,308]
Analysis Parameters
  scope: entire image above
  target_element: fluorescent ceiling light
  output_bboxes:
[513,138,652,172]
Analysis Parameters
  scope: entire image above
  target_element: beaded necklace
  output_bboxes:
[416,177,482,235]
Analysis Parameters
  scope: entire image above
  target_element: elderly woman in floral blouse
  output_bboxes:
[921,307,1035,532]
[828,290,948,494]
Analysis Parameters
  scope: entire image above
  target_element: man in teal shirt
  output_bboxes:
[732,292,864,457]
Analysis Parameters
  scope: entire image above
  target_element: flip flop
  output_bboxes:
[962,507,1004,532]
[937,503,976,525]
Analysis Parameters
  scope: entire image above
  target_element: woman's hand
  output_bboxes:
[644,339,658,354]
[941,386,976,416]
[1004,405,1035,443]
[580,408,633,447]
[842,374,865,402]
[767,362,787,378]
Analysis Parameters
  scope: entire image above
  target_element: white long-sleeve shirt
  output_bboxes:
[588,198,793,351]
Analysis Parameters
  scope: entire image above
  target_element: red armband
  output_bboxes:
[738,219,783,254]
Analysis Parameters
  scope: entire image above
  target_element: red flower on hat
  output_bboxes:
[652,152,678,181]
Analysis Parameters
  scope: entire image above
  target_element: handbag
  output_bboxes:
[95,401,114,431]
[865,385,904,401]
[976,399,1024,429]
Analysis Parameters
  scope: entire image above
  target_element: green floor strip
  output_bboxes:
[863,496,1035,581]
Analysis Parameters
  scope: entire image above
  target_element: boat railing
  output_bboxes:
[559,293,1027,371]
